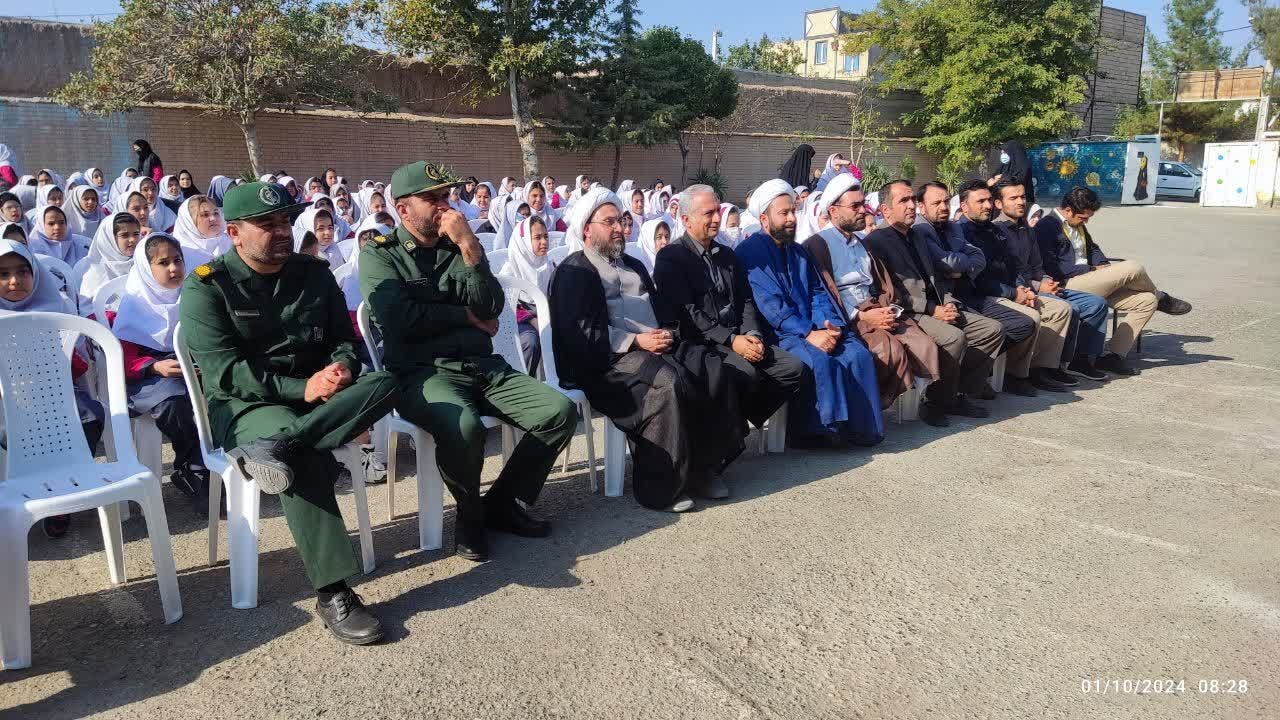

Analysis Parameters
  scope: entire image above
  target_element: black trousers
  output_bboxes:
[148,394,203,471]
[719,344,811,428]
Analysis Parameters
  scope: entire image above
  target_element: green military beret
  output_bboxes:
[223,181,310,221]
[390,161,465,199]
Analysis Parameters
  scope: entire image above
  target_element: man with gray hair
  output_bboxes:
[549,188,744,512]
[653,185,809,498]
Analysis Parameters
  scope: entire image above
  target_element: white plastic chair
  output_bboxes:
[891,377,931,424]
[547,245,572,266]
[487,248,508,274]
[475,233,497,253]
[0,312,182,669]
[468,218,487,231]
[173,323,378,609]
[90,277,165,486]
[37,256,78,306]
[355,305,445,546]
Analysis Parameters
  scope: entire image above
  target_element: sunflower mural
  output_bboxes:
[1028,141,1132,203]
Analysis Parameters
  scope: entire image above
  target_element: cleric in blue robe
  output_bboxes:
[735,179,884,447]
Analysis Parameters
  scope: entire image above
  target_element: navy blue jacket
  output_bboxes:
[955,217,1023,303]
[996,215,1048,292]
[1034,213,1108,282]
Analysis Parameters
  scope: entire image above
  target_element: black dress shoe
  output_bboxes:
[1029,369,1070,393]
[1003,376,1038,397]
[1066,358,1107,381]
[1156,291,1192,315]
[1095,352,1140,377]
[485,500,552,538]
[228,437,296,494]
[976,383,997,401]
[315,589,384,646]
[454,521,490,562]
[946,397,989,418]
[920,402,951,427]
[1046,368,1080,387]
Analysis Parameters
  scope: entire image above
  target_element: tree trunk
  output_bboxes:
[611,144,622,189]
[508,65,540,181]
[677,135,690,186]
[239,111,265,177]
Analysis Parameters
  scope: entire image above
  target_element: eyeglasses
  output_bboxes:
[829,201,865,211]
[589,216,623,228]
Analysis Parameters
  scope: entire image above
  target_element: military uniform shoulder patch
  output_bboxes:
[193,264,214,281]
[372,234,391,247]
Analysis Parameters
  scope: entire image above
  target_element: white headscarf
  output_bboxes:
[717,203,744,247]
[27,207,90,265]
[112,233,182,351]
[816,172,862,219]
[794,190,825,242]
[554,185,569,204]
[79,212,141,312]
[172,195,231,260]
[747,179,797,218]
[498,177,515,195]
[564,187,623,254]
[338,216,389,311]
[84,167,109,206]
[158,174,182,205]
[499,216,554,301]
[66,172,86,189]
[616,179,634,196]
[0,239,72,315]
[62,184,103,238]
[107,173,135,210]
[130,177,177,232]
[353,187,378,218]
[304,196,352,241]
[11,184,36,215]
[469,182,496,219]
[660,193,684,239]
[294,206,345,269]
[25,184,63,226]
[815,153,846,192]
[636,217,670,273]
[645,187,672,220]
[497,199,530,250]
[329,183,364,224]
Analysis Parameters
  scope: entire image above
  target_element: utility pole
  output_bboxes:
[710,28,722,62]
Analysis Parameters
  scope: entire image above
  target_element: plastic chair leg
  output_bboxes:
[991,354,1007,393]
[766,404,788,453]
[501,425,514,462]
[386,427,399,523]
[137,477,183,624]
[207,472,224,566]
[98,502,126,585]
[415,432,444,551]
[580,402,598,492]
[335,445,375,575]
[0,521,32,669]
[604,419,625,498]
[226,471,261,609]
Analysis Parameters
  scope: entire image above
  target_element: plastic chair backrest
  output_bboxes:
[623,243,645,264]
[487,249,508,274]
[494,276,533,375]
[92,275,129,329]
[172,323,220,458]
[0,312,137,477]
[547,231,566,248]
[474,233,496,253]
[39,255,77,297]
[547,245,571,266]
[336,238,357,262]
[356,303,385,373]
[468,219,487,231]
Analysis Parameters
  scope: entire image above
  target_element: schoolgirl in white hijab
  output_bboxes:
[660,193,684,239]
[62,184,104,238]
[27,205,91,266]
[294,205,346,269]
[0,239,75,316]
[130,176,177,232]
[794,190,826,241]
[645,187,671,220]
[448,187,480,221]
[84,167,109,202]
[496,199,532,251]
[717,203,745,247]
[79,212,143,313]
[498,177,516,195]
[468,181,496,219]
[353,186,379,219]
[112,232,189,416]
[66,172,86,189]
[636,217,671,274]
[500,215,554,297]
[25,184,64,226]
[107,171,135,210]
[158,174,183,208]
[337,216,390,312]
[616,179,634,197]
[173,195,231,263]
[307,195,353,241]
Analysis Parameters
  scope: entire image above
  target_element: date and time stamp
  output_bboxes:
[1080,678,1250,696]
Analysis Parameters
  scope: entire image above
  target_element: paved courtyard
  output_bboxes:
[2,203,1277,719]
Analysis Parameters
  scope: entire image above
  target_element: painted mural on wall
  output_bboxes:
[1029,141,1155,205]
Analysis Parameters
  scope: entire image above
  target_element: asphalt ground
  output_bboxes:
[2,202,1277,719]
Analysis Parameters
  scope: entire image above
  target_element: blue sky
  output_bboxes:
[16,0,1261,61]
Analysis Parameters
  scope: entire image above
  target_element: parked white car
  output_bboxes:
[1156,161,1203,200]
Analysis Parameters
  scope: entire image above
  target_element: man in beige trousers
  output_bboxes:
[1033,186,1191,377]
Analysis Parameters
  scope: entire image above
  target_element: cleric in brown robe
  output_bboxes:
[801,174,941,408]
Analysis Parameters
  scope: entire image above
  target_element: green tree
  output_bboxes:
[848,0,1098,177]
[55,0,395,175]
[561,26,738,186]
[380,0,606,180]
[1246,0,1280,67]
[722,34,804,75]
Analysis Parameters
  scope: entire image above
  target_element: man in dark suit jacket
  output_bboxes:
[1034,186,1191,376]
[862,180,1003,426]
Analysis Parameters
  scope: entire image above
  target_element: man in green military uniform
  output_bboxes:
[179,181,399,645]
[360,161,576,561]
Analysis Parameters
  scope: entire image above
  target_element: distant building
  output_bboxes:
[798,7,876,80]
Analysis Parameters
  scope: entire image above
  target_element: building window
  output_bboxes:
[842,54,860,73]
[814,41,828,65]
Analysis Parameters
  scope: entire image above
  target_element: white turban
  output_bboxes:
[747,179,797,218]
[816,172,863,218]
[564,187,622,253]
